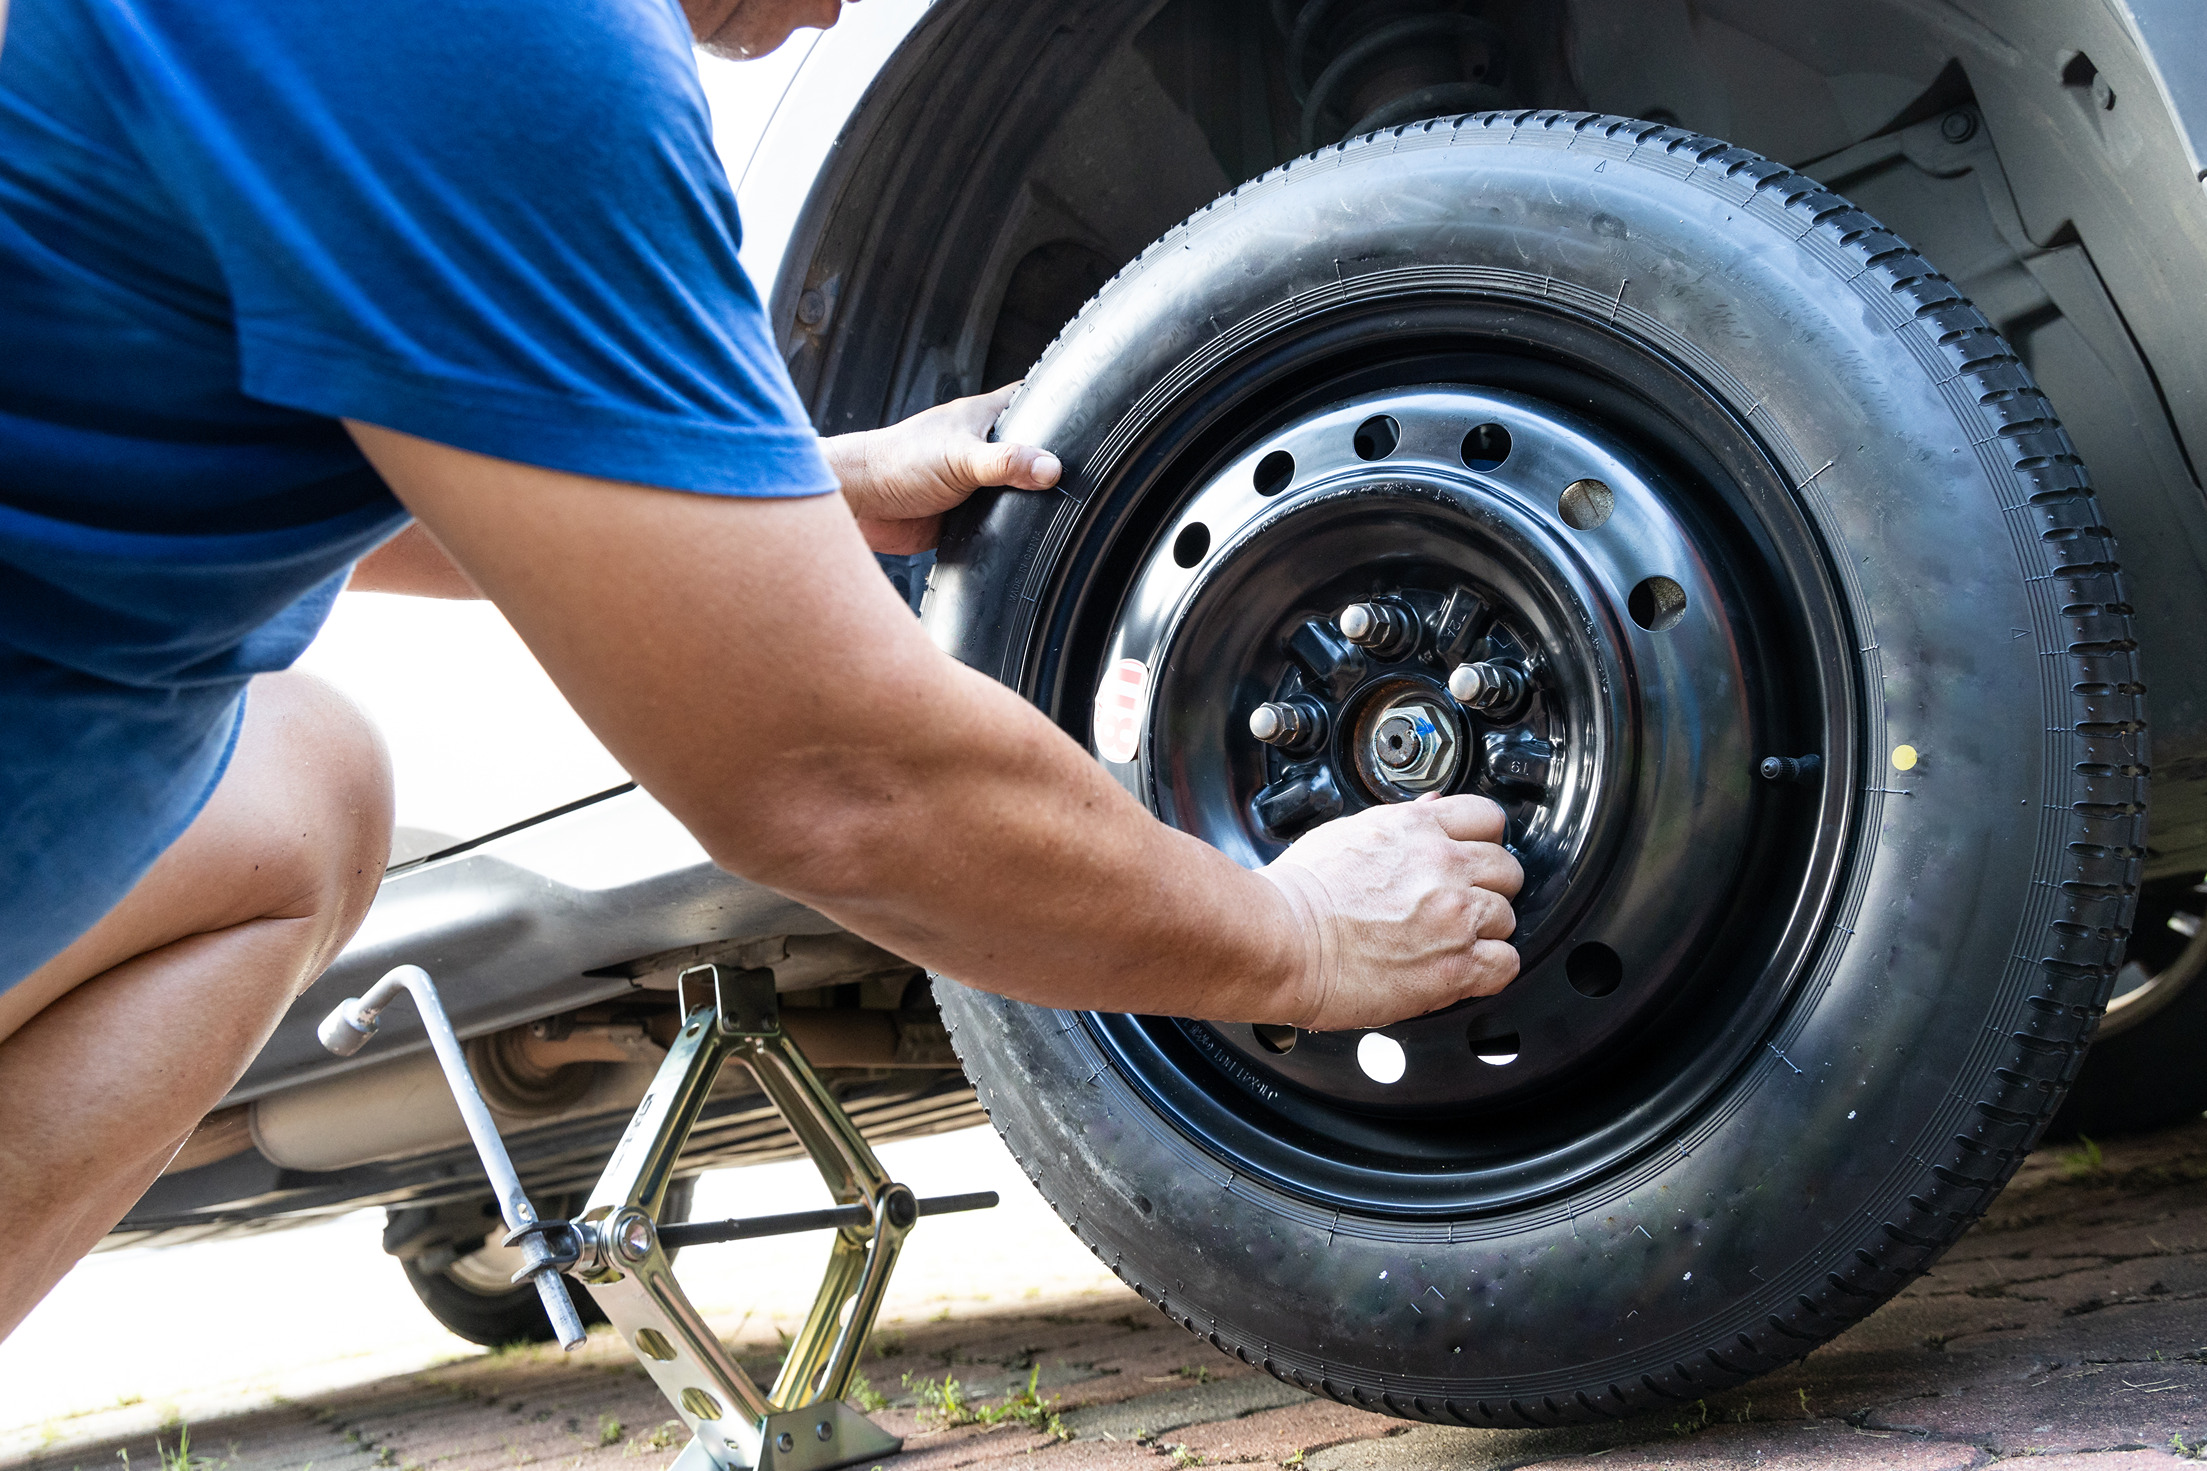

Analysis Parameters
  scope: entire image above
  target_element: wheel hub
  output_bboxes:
[1361,691,1456,790]
[1088,385,1765,1114]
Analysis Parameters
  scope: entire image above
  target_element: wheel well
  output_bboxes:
[776,0,2207,877]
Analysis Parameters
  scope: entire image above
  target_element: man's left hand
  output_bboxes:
[822,382,1061,554]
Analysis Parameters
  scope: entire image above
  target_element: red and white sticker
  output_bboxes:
[1092,657,1150,765]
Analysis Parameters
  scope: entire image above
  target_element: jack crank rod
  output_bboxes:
[660,1190,999,1250]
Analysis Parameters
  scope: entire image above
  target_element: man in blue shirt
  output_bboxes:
[0,0,1525,1337]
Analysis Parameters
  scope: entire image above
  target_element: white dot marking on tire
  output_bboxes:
[1357,1032,1407,1084]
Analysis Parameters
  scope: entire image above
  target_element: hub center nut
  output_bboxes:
[1375,714,1423,769]
[1357,693,1459,795]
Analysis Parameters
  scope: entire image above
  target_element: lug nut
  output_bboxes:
[1249,698,1327,753]
[1448,660,1530,714]
[1336,600,1420,659]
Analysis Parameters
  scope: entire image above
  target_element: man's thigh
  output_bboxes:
[0,670,394,1044]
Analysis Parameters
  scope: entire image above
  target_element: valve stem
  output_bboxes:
[1249,698,1328,754]
[1448,659,1530,714]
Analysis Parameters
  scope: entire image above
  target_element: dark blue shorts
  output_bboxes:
[0,656,244,992]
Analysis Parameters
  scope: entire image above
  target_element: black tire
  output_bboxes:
[926,112,2145,1425]
[403,1179,694,1347]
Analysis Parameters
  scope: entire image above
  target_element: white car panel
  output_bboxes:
[735,0,935,297]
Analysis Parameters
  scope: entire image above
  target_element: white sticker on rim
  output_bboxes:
[1092,657,1150,766]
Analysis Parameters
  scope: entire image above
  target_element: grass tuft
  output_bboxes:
[2061,1135,2107,1177]
[902,1366,1070,1441]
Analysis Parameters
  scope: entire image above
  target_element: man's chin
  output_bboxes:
[701,2,842,61]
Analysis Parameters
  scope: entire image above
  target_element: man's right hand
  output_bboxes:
[1259,796,1523,1032]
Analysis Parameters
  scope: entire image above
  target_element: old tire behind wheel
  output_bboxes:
[401,1179,694,1347]
[925,113,2145,1425]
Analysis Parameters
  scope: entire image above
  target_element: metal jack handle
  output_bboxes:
[318,965,588,1349]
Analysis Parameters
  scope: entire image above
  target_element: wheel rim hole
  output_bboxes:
[1355,1032,1407,1084]
[1254,450,1295,496]
[1353,414,1400,461]
[1627,575,1687,631]
[1172,522,1211,568]
[1252,1023,1298,1054]
[1461,422,1511,471]
[1567,941,1623,998]
[1558,477,1614,531]
[1468,1030,1520,1066]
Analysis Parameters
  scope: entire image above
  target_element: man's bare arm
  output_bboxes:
[349,385,1055,595]
[344,423,1521,1027]
[347,521,483,598]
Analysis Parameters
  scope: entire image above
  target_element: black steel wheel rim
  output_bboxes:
[1013,296,1860,1217]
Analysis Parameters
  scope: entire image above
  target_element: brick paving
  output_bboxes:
[20,1120,2207,1471]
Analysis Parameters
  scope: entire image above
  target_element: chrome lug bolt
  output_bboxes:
[1448,659,1530,714]
[1249,698,1327,754]
[1336,600,1420,659]
[1336,603,1380,642]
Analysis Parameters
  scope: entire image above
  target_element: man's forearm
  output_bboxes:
[727,645,1317,1022]
[346,423,1317,1022]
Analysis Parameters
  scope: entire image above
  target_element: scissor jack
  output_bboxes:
[319,962,994,1471]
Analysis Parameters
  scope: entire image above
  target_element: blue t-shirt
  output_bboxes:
[0,0,836,987]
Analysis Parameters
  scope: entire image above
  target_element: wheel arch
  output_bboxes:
[767,0,2207,877]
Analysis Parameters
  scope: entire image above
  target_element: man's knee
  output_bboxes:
[234,671,395,951]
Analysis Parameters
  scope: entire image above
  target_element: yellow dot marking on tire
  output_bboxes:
[1892,744,1919,772]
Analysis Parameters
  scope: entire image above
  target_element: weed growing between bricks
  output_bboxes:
[903,1365,1071,1441]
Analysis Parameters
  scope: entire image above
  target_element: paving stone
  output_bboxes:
[886,1422,1063,1471]
[2008,1452,2193,1469]
[1160,1397,1403,1463]
[1303,1421,1569,1471]
[1514,1422,1984,1468]
[22,1124,2207,1471]
[1059,1375,1313,1441]
[1016,1439,1171,1471]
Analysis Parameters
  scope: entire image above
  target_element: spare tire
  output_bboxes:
[924,112,2145,1425]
